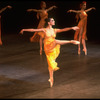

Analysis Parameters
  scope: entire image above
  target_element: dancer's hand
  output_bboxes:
[19,29,24,35]
[7,5,12,9]
[53,6,57,9]
[72,26,79,30]
[92,7,96,10]
[67,10,72,13]
[27,9,33,12]
[71,40,80,45]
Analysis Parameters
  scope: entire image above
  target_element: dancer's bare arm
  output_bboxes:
[0,5,12,13]
[67,9,80,13]
[20,28,44,35]
[55,26,79,33]
[85,7,96,12]
[46,6,57,12]
[27,9,42,13]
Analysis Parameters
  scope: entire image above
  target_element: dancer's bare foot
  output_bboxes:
[48,79,53,88]
[19,29,24,35]
[71,40,80,45]
[54,67,60,71]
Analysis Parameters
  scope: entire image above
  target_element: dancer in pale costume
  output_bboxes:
[20,18,80,87]
[27,1,57,55]
[0,5,12,45]
[67,1,96,55]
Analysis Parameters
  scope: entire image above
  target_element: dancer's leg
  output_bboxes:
[55,40,80,45]
[82,39,87,55]
[78,27,83,55]
[39,37,43,55]
[48,68,54,88]
[0,16,2,45]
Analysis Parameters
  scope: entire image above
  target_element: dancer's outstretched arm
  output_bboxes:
[27,9,42,13]
[55,26,79,33]
[0,5,12,13]
[67,9,80,13]
[20,28,44,35]
[85,7,96,12]
[46,5,57,12]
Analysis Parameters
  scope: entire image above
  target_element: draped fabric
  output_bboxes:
[74,11,88,40]
[38,28,60,71]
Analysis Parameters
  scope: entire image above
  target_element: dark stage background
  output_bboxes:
[0,0,100,42]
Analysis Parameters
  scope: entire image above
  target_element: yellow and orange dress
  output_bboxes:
[38,28,60,71]
[74,10,88,41]
[31,11,48,42]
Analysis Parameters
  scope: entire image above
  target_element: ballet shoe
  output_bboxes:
[78,49,80,55]
[48,79,53,88]
[83,49,87,55]
[40,49,42,55]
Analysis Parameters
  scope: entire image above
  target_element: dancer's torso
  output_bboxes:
[79,10,87,21]
[39,10,48,20]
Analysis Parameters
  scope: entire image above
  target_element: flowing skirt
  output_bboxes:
[74,18,87,41]
[44,38,60,71]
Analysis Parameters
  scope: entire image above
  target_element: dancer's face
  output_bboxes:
[82,3,86,9]
[41,2,46,9]
[48,18,55,26]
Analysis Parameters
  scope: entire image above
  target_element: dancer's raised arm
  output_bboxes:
[20,28,44,35]
[85,7,96,12]
[55,26,79,33]
[27,9,42,13]
[0,5,12,13]
[46,5,57,12]
[67,9,80,13]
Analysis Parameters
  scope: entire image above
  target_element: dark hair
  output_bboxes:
[44,18,53,27]
[40,1,46,8]
[45,18,52,22]
[80,1,86,9]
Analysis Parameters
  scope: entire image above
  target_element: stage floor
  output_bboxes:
[0,33,100,99]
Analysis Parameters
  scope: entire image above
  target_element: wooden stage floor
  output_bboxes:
[0,33,100,99]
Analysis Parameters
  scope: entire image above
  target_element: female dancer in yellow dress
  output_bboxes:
[0,5,12,45]
[67,1,96,55]
[20,18,80,87]
[27,1,57,55]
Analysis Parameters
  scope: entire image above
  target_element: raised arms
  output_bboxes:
[85,7,96,12]
[0,5,12,13]
[67,7,96,13]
